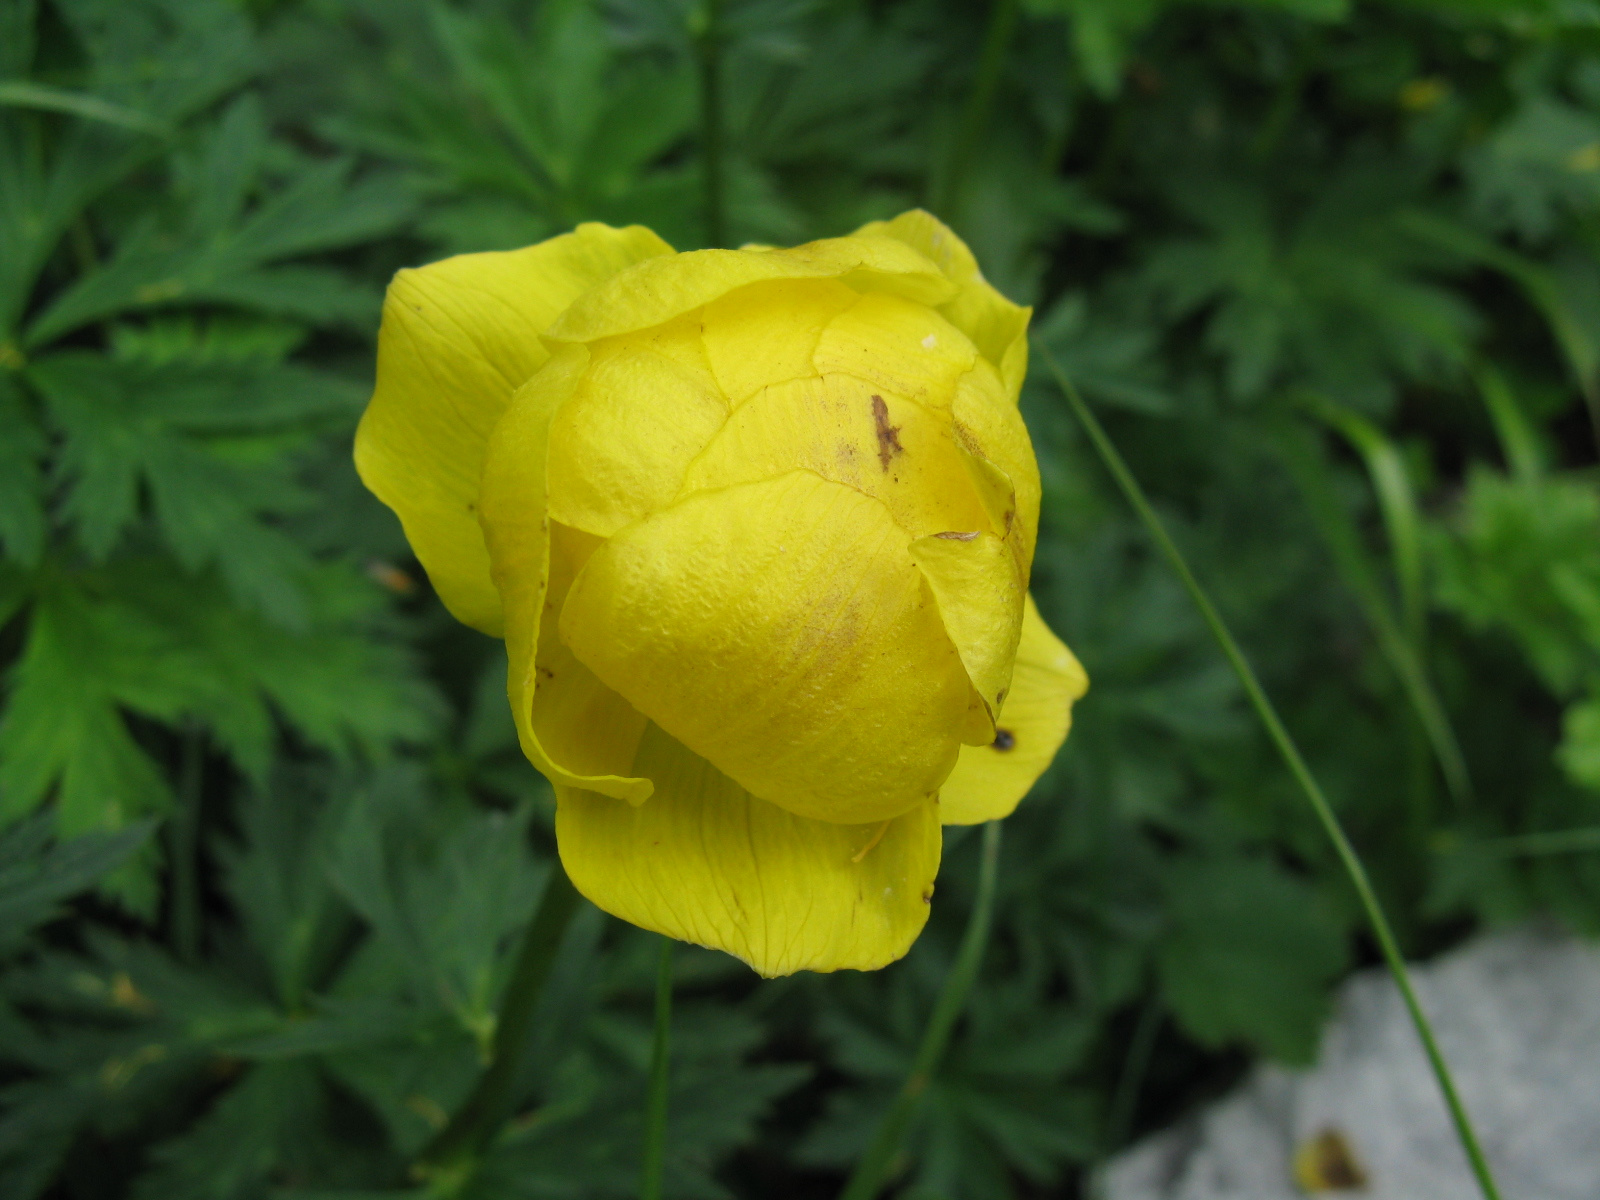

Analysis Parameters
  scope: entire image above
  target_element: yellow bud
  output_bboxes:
[355,212,1087,975]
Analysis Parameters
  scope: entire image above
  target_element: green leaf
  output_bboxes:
[0,815,152,949]
[1155,853,1349,1062]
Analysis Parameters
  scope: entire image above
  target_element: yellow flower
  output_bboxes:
[355,211,1088,977]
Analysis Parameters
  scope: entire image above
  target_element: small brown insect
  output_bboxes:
[870,394,903,470]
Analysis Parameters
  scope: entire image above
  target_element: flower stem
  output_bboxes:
[838,821,1002,1200]
[415,864,583,1184]
[932,0,1019,221]
[694,0,726,249]
[1039,345,1503,1200]
[640,936,674,1200]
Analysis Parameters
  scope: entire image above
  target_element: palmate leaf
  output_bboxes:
[476,1001,807,1200]
[1155,852,1349,1063]
[27,349,361,626]
[1016,0,1348,98]
[0,814,152,951]
[802,972,1098,1199]
[128,1061,332,1200]
[0,375,47,567]
[1145,164,1478,409]
[0,0,253,331]
[1141,166,1479,406]
[0,562,436,866]
[326,0,697,254]
[24,96,409,347]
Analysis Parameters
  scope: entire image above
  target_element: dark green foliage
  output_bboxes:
[3,0,1600,1196]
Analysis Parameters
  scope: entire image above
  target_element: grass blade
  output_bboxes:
[1040,344,1503,1200]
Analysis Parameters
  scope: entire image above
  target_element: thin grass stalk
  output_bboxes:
[416,865,583,1185]
[931,0,1019,220]
[640,936,673,1200]
[694,0,726,249]
[1039,344,1504,1200]
[838,821,1002,1200]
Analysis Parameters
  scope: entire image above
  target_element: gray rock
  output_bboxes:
[1103,925,1600,1199]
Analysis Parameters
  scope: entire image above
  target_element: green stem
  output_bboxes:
[416,865,583,1184]
[933,0,1019,220]
[169,725,204,963]
[1039,346,1504,1200]
[695,0,726,249]
[838,821,1002,1200]
[640,936,673,1200]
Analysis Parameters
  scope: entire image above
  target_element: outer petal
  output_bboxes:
[355,223,673,633]
[478,346,652,803]
[545,236,956,344]
[853,209,1032,398]
[560,471,971,825]
[678,375,992,539]
[909,531,1025,744]
[557,723,941,977]
[938,596,1088,825]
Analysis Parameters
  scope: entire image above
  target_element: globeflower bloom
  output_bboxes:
[355,211,1087,976]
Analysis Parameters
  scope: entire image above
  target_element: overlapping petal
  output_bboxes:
[678,375,991,538]
[557,722,941,977]
[937,596,1088,825]
[355,223,672,633]
[909,531,1025,743]
[560,471,971,825]
[546,235,955,345]
[853,209,1032,398]
[478,346,653,804]
[546,331,729,538]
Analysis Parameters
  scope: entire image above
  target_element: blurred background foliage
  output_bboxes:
[3,0,1600,1195]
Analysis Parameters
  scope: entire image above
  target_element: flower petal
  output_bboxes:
[478,346,653,803]
[813,291,977,406]
[560,471,971,825]
[909,531,1025,744]
[702,279,858,404]
[546,236,956,344]
[678,375,992,538]
[546,327,729,537]
[953,360,1041,574]
[937,596,1088,825]
[556,722,941,976]
[852,209,1032,398]
[355,223,673,633]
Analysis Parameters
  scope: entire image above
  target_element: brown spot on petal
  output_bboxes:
[934,530,979,541]
[992,728,1016,751]
[871,394,903,471]
[921,887,933,904]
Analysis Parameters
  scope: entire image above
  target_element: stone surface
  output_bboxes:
[1103,925,1600,1198]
